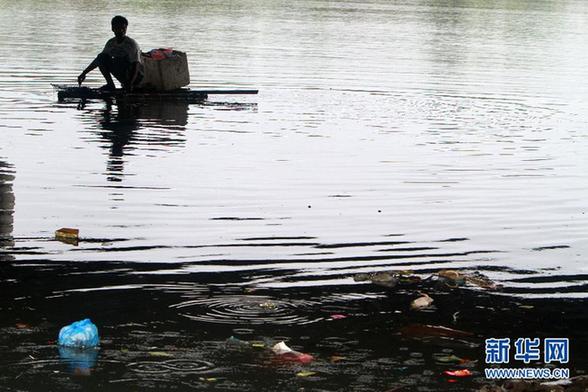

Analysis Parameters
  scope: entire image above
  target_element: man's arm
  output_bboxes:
[77,57,100,86]
[79,41,111,86]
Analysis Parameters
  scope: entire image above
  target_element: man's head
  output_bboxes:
[111,15,128,39]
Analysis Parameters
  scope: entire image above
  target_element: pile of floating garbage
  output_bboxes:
[49,228,581,390]
[354,269,502,311]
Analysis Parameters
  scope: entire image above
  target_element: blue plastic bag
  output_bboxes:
[58,319,99,348]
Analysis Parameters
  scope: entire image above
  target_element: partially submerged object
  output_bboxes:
[52,84,258,103]
[58,318,99,348]
[55,227,79,245]
[443,369,472,377]
[437,269,501,290]
[410,293,434,310]
[354,270,420,288]
[271,341,314,364]
[354,271,399,288]
[354,269,501,291]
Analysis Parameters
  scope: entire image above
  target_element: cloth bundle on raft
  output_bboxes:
[141,49,190,91]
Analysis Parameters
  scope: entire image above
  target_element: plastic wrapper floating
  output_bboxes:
[58,319,100,348]
[271,341,314,364]
[410,293,434,310]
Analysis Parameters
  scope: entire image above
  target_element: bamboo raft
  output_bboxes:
[52,84,258,103]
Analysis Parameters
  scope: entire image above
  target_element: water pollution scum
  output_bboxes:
[47,268,581,389]
[54,319,315,376]
[353,268,503,312]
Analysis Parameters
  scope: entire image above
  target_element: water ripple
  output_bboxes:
[170,295,323,325]
[128,359,216,375]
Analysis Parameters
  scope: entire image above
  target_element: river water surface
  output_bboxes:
[0,0,587,390]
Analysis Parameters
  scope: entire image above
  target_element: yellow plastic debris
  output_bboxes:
[259,301,277,310]
[55,228,79,245]
[296,371,316,377]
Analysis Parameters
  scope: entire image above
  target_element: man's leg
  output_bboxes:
[110,58,133,90]
[96,53,116,89]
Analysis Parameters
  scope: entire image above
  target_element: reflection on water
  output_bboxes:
[58,346,99,375]
[0,160,14,250]
[81,100,189,181]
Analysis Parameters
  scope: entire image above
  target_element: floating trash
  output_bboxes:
[464,272,501,290]
[354,272,399,288]
[258,301,277,310]
[410,293,434,310]
[271,341,314,364]
[225,338,314,364]
[55,227,79,245]
[354,268,502,293]
[271,341,293,355]
[437,270,466,288]
[437,270,501,290]
[443,369,472,377]
[58,319,99,348]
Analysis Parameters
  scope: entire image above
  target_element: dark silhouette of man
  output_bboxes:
[78,16,143,92]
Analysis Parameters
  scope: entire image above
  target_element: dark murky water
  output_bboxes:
[1,1,587,390]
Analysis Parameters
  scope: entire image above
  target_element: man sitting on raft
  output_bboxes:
[78,15,143,92]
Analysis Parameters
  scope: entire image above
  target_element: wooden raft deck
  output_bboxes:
[52,84,258,103]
